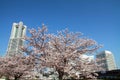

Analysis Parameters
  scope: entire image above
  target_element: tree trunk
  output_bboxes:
[14,73,23,80]
[58,70,64,80]
[14,76,19,80]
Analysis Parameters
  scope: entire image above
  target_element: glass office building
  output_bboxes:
[96,50,116,71]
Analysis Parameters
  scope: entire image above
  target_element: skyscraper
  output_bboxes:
[96,50,116,71]
[6,21,27,56]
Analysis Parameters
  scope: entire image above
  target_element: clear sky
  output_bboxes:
[0,0,120,68]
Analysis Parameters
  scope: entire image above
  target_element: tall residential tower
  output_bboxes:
[96,50,116,71]
[6,21,27,56]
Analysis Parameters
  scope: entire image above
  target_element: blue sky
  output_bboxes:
[0,0,120,68]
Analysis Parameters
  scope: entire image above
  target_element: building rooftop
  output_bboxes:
[104,50,112,54]
[97,50,112,55]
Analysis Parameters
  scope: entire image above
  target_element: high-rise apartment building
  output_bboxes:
[96,50,116,71]
[6,21,27,56]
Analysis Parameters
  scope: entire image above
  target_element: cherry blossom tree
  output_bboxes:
[22,25,101,80]
[0,55,34,80]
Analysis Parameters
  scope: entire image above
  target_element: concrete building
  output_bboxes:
[6,21,27,56]
[96,50,116,71]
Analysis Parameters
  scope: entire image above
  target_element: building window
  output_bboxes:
[21,27,24,37]
[15,26,18,38]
